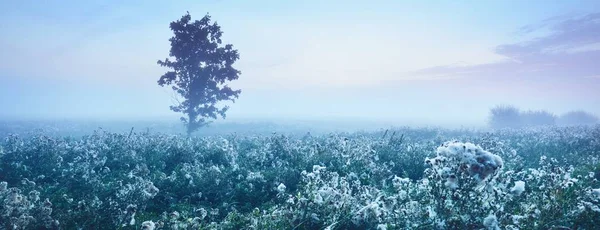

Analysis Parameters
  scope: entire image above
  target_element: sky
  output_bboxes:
[1,0,599,127]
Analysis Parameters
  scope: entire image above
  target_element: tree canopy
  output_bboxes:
[157,12,241,135]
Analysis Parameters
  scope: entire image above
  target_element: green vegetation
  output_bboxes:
[1,125,600,229]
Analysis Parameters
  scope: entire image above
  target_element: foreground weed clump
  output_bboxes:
[1,126,600,229]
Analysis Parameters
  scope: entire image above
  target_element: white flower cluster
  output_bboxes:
[430,141,504,181]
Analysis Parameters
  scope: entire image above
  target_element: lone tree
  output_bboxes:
[157,12,241,135]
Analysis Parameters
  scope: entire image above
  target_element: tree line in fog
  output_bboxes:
[488,105,599,129]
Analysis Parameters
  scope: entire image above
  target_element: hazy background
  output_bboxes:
[1,0,599,129]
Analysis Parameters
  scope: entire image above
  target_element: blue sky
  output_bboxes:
[1,0,599,126]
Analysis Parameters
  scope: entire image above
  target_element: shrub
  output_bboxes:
[558,110,599,126]
[488,105,522,129]
[520,110,556,127]
[488,106,558,129]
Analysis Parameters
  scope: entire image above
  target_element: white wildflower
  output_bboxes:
[141,221,155,230]
[483,213,500,230]
[592,188,600,199]
[511,181,526,196]
[276,183,286,193]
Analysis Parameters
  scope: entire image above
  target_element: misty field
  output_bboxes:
[1,125,600,229]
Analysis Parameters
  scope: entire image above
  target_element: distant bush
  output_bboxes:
[520,110,557,127]
[489,106,558,129]
[488,105,522,129]
[558,110,599,126]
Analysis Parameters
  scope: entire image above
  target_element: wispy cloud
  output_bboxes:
[413,12,600,83]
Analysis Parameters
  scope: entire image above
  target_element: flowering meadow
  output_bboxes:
[1,125,600,229]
